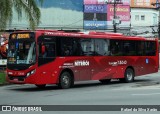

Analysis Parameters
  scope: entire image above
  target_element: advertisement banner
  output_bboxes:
[107,21,130,28]
[84,13,107,21]
[84,0,130,5]
[131,0,156,8]
[83,0,131,29]
[107,5,130,21]
[121,0,130,5]
[156,0,160,8]
[84,5,107,13]
[84,21,107,30]
[84,0,98,4]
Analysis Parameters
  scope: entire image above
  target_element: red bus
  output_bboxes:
[6,30,159,89]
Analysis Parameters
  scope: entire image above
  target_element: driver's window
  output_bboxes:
[39,42,56,58]
[38,42,56,66]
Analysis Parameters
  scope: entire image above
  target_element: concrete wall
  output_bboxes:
[39,7,83,29]
[7,0,83,30]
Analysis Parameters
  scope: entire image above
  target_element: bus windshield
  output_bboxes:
[7,41,36,65]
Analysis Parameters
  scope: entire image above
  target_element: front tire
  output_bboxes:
[58,72,72,89]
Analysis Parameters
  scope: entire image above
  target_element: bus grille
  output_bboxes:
[8,75,26,81]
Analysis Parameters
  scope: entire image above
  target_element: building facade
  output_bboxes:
[131,8,158,27]
[5,0,160,35]
[130,0,159,37]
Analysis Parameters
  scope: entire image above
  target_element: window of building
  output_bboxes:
[135,15,139,21]
[153,14,157,25]
[141,15,145,20]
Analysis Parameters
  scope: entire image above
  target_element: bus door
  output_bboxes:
[136,41,147,75]
[144,41,157,73]
[77,39,95,81]
[38,37,56,82]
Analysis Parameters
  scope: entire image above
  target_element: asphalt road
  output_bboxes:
[0,71,160,113]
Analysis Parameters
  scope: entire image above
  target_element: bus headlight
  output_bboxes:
[8,72,13,75]
[31,69,36,74]
[27,72,30,77]
[26,69,36,77]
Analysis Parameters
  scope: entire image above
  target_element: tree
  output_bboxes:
[0,0,43,30]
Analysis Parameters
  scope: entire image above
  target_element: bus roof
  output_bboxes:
[11,30,158,42]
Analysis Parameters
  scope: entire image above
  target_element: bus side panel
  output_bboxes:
[159,53,160,68]
[33,63,59,85]
[91,56,158,80]
[134,56,158,77]
[91,56,137,80]
[144,56,158,74]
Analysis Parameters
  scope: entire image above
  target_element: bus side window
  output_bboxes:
[137,42,145,56]
[60,37,74,56]
[145,41,156,56]
[110,40,123,56]
[95,39,110,56]
[62,45,71,56]
[46,44,56,57]
[72,39,83,56]
[80,39,94,56]
[123,41,136,56]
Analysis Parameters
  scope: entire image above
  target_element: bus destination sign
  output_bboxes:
[17,34,30,39]
[11,33,30,39]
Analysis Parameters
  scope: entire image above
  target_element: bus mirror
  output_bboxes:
[41,45,45,55]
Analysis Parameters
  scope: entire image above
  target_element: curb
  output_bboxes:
[0,83,12,87]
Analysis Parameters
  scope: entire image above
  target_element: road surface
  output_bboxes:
[0,71,160,113]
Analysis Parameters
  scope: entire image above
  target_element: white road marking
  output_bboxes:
[112,87,160,91]
[132,93,160,96]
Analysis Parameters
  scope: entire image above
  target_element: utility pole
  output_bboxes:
[113,0,117,33]
[106,0,122,33]
[151,2,160,40]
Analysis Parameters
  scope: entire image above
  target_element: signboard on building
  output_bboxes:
[107,5,130,21]
[156,0,160,8]
[84,21,108,29]
[131,0,156,8]
[84,0,130,5]
[84,4,107,30]
[84,5,107,13]
[107,4,130,28]
[83,0,131,30]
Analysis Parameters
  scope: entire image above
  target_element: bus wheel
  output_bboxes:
[35,84,46,88]
[121,68,134,83]
[99,79,111,84]
[59,72,72,89]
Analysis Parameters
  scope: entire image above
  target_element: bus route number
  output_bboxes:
[117,60,127,65]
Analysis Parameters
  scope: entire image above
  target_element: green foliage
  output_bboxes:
[0,72,6,84]
[0,0,43,30]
